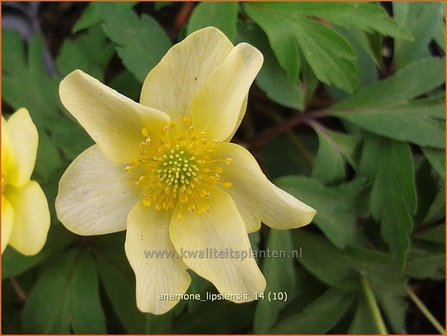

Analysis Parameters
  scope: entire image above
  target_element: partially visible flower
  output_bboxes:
[56,27,316,315]
[1,108,50,255]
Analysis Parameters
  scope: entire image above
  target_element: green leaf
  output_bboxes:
[187,2,238,41]
[393,3,443,68]
[415,224,445,245]
[292,230,358,291]
[69,251,107,334]
[333,58,445,149]
[93,234,146,333]
[254,230,297,332]
[277,176,359,248]
[343,248,408,332]
[98,3,171,82]
[270,288,354,333]
[22,249,107,333]
[244,3,357,92]
[433,19,446,52]
[34,130,64,182]
[414,159,440,226]
[404,247,445,280]
[50,116,93,160]
[348,292,382,333]
[174,298,256,333]
[421,187,445,226]
[336,101,445,149]
[361,135,417,267]
[73,2,137,33]
[2,31,63,178]
[334,177,371,218]
[238,23,304,110]
[422,147,445,179]
[334,57,445,109]
[311,125,359,185]
[3,31,59,130]
[146,312,175,333]
[336,27,380,83]
[56,27,114,81]
[2,225,73,280]
[261,136,314,178]
[109,70,141,102]
[283,2,411,40]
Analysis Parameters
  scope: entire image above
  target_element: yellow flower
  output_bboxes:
[56,27,316,315]
[1,108,51,255]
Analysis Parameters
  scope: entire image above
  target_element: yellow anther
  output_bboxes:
[223,182,233,189]
[141,127,149,138]
[199,190,211,198]
[208,176,218,183]
[182,116,192,127]
[127,123,234,217]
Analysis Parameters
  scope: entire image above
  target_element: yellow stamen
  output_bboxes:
[126,124,232,219]
[141,127,149,138]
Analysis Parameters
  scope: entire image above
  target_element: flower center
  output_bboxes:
[125,117,232,219]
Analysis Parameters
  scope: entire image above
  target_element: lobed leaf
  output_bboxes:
[22,249,107,333]
[253,230,297,333]
[277,176,359,248]
[360,135,417,267]
[187,2,238,41]
[333,58,445,149]
[393,2,443,68]
[311,124,360,185]
[98,3,171,82]
[93,234,146,334]
[244,3,357,92]
[72,2,137,33]
[56,27,115,81]
[270,288,355,333]
[238,23,304,110]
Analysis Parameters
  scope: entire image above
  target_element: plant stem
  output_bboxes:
[284,132,314,168]
[253,106,314,168]
[249,108,330,149]
[361,274,388,335]
[11,278,27,302]
[406,286,446,335]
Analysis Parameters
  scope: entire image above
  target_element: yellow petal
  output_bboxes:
[6,181,50,256]
[59,70,170,163]
[170,187,266,301]
[3,108,38,187]
[1,117,14,184]
[140,27,233,125]
[214,143,316,230]
[1,195,14,253]
[191,43,263,142]
[56,145,139,236]
[232,196,262,233]
[125,202,191,314]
